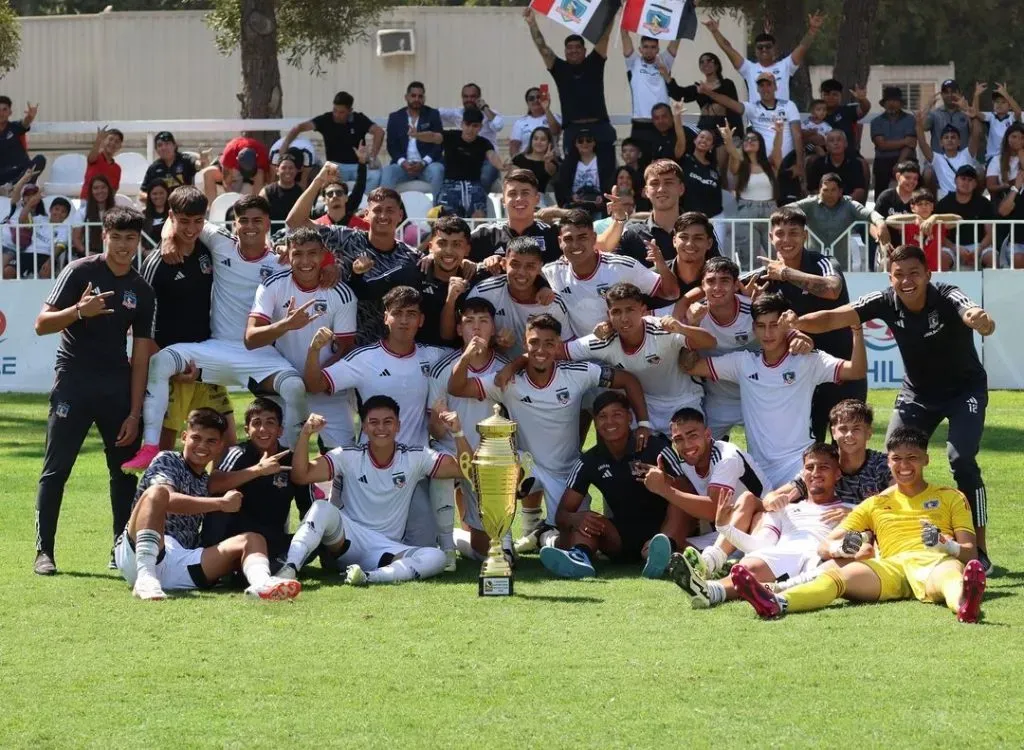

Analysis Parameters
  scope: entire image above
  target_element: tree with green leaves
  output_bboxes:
[0,0,21,79]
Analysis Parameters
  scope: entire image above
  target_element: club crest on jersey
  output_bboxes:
[735,334,749,344]
[782,371,796,384]
[313,300,328,316]
[596,284,610,297]
[556,388,571,405]
[392,472,407,488]
[928,311,940,331]
[199,255,212,274]
[273,472,288,488]
[260,267,273,281]
[645,353,662,365]
[923,499,940,509]
[420,361,431,375]
[55,401,70,418]
[122,290,137,310]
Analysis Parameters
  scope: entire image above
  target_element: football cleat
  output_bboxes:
[33,551,57,576]
[276,562,298,581]
[245,577,302,601]
[121,444,159,472]
[514,522,555,554]
[132,573,167,601]
[957,559,986,624]
[731,564,784,619]
[668,550,710,609]
[641,534,672,579]
[540,546,595,579]
[344,564,368,587]
[977,548,993,576]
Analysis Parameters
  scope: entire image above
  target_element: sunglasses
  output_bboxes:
[324,189,347,198]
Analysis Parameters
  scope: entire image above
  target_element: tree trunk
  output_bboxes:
[238,0,282,146]
[832,0,879,101]
[763,0,811,109]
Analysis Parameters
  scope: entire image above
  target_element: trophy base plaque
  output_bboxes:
[479,574,514,597]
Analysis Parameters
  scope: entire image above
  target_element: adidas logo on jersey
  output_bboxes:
[220,258,231,267]
[173,271,186,281]
[379,369,391,376]
[561,287,572,295]
[519,396,533,403]
[747,372,759,381]
[358,475,368,484]
[600,469,613,479]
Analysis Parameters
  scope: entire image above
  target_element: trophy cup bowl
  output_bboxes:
[459,405,520,596]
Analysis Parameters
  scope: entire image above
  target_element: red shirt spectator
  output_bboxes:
[901,222,946,272]
[81,127,124,199]
[220,137,270,174]
[314,212,369,231]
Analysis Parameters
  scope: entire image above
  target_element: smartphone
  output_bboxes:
[540,83,549,98]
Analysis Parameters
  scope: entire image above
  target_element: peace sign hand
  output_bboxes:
[77,282,115,318]
[282,296,323,330]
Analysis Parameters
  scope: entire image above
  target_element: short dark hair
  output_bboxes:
[564,33,585,47]
[506,235,545,261]
[186,407,228,435]
[406,81,425,94]
[367,186,402,207]
[433,215,471,243]
[888,244,928,266]
[233,194,271,217]
[651,102,672,117]
[886,425,929,453]
[0,95,11,107]
[820,172,843,188]
[894,161,921,176]
[462,82,481,96]
[702,256,740,280]
[458,296,496,320]
[462,106,484,126]
[670,407,705,425]
[557,208,594,232]
[278,153,299,168]
[674,211,713,237]
[604,282,647,307]
[909,188,936,205]
[168,185,208,217]
[107,128,124,141]
[753,32,776,44]
[809,98,827,109]
[504,168,539,190]
[526,313,562,336]
[287,226,325,250]
[820,78,844,93]
[829,398,874,427]
[103,206,145,233]
[749,292,791,321]
[360,394,400,421]
[333,91,354,107]
[622,137,641,151]
[244,397,283,426]
[50,196,72,213]
[770,206,807,229]
[803,441,840,463]
[639,35,659,44]
[593,390,632,417]
[383,285,422,312]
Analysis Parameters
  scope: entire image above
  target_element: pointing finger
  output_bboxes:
[271,449,290,461]
[97,290,116,298]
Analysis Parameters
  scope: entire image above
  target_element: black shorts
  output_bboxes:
[608,517,663,563]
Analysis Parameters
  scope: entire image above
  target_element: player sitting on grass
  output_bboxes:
[279,397,472,586]
[114,407,301,601]
[730,426,987,624]
[540,392,688,580]
[670,442,859,609]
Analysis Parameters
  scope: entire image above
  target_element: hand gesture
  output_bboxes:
[24,102,38,120]
[696,81,713,96]
[316,162,340,184]
[523,5,537,24]
[256,449,291,476]
[702,16,719,33]
[657,58,671,81]
[718,123,734,143]
[657,314,682,334]
[787,330,814,355]
[974,82,988,97]
[994,82,1009,98]
[407,123,418,139]
[282,296,322,330]
[447,275,468,301]
[685,301,707,326]
[437,409,463,435]
[220,490,243,514]
[807,9,826,32]
[318,259,340,289]
[772,118,785,137]
[645,239,665,266]
[356,143,368,165]
[171,359,199,384]
[605,189,630,221]
[963,306,995,335]
[635,424,652,451]
[672,101,686,119]
[302,413,327,435]
[763,485,802,512]
[714,487,736,528]
[495,328,517,351]
[592,320,613,341]
[199,146,213,163]
[464,335,490,359]
[777,309,798,330]
[352,253,375,275]
[95,125,110,144]
[536,286,556,306]
[821,506,850,525]
[740,273,769,301]
[481,255,505,275]
[77,282,115,318]
[642,455,673,496]
[757,255,787,281]
[309,326,334,352]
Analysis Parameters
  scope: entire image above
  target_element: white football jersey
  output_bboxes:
[322,341,445,446]
[324,443,442,540]
[660,438,771,498]
[427,349,507,455]
[250,269,357,370]
[201,223,280,342]
[761,500,855,545]
[741,99,801,158]
[738,55,799,104]
[566,317,702,434]
[707,349,844,485]
[698,295,757,420]
[467,276,574,358]
[475,361,605,475]
[542,254,665,337]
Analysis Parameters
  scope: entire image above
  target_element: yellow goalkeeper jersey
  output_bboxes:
[839,483,975,559]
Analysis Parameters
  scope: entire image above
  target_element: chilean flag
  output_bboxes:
[530,0,622,44]
[620,0,697,40]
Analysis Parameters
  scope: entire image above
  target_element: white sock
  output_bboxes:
[285,500,345,569]
[775,566,823,592]
[134,528,161,579]
[429,478,455,551]
[454,529,484,562]
[366,547,446,584]
[141,349,184,445]
[702,545,728,572]
[520,507,542,536]
[273,371,309,447]
[242,552,272,587]
[706,580,727,606]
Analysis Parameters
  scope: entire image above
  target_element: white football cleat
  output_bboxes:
[344,564,368,587]
[276,562,298,580]
[444,549,458,573]
[245,576,302,601]
[132,573,167,601]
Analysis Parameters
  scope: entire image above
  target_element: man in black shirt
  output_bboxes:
[874,161,920,219]
[140,132,202,201]
[32,207,156,575]
[438,107,503,218]
[469,168,560,264]
[935,165,995,269]
[786,244,997,572]
[259,153,304,224]
[540,392,686,579]
[806,131,867,203]
[819,79,870,154]
[0,96,44,185]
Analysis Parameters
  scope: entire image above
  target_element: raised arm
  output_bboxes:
[696,82,744,115]
[718,124,742,174]
[209,449,291,494]
[850,83,871,118]
[594,18,613,58]
[701,16,744,70]
[290,414,335,485]
[524,7,557,69]
[836,324,867,381]
[915,108,934,163]
[789,10,826,68]
[784,305,861,334]
[620,28,634,58]
[287,161,337,230]
[995,82,1023,121]
[447,337,490,399]
[279,120,315,158]
[672,103,687,160]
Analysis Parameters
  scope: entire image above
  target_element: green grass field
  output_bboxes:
[1,390,1023,748]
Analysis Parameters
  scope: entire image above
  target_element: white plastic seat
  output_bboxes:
[397,180,433,195]
[115,152,150,195]
[210,192,244,224]
[0,196,10,221]
[487,193,504,220]
[44,153,87,197]
[114,193,139,208]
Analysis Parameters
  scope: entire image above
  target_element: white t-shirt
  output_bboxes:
[742,99,801,158]
[625,50,675,120]
[511,113,562,148]
[738,55,799,104]
[270,137,317,167]
[660,438,771,498]
[405,114,424,163]
[542,253,665,336]
[467,275,574,358]
[323,443,443,540]
[697,295,757,419]
[427,349,507,455]
[706,349,845,486]
[760,500,855,545]
[200,223,280,342]
[249,269,356,369]
[802,118,832,137]
[981,112,1017,161]
[985,153,1019,183]
[322,340,445,447]
[473,362,606,475]
[572,158,601,196]
[27,215,71,257]
[566,317,702,434]
[930,149,976,200]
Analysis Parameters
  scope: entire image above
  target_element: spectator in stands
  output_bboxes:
[801,99,832,158]
[440,83,504,191]
[509,87,562,158]
[875,161,921,218]
[680,128,724,235]
[620,30,679,162]
[701,13,824,103]
[524,7,616,175]
[510,126,560,195]
[438,107,506,218]
[140,181,169,254]
[82,126,124,200]
[11,192,70,279]
[555,128,614,216]
[140,132,203,201]
[995,166,1024,268]
[199,136,270,205]
[985,122,1024,199]
[883,189,952,271]
[0,97,43,188]
[807,131,867,203]
[260,153,304,224]
[269,134,317,187]
[937,165,995,269]
[870,86,917,193]
[720,124,779,268]
[312,145,369,230]
[72,174,115,257]
[662,50,744,158]
[923,81,972,154]
[280,91,384,191]
[972,82,1021,169]
[819,79,870,153]
[382,81,445,200]
[787,173,889,271]
[916,104,982,200]
[646,102,687,164]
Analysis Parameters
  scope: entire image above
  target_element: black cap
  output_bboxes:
[879,86,904,106]
[941,79,959,91]
[955,164,978,179]
[154,131,176,144]
[237,147,258,178]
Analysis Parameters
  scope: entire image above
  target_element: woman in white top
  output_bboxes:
[985,122,1024,199]
[720,121,782,269]
[509,87,563,158]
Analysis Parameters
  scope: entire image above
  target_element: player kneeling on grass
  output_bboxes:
[114,408,301,601]
[670,442,860,608]
[540,392,688,580]
[730,426,987,623]
[279,396,472,585]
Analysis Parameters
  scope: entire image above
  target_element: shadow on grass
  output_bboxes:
[515,593,605,604]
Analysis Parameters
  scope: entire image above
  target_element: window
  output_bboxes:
[881,82,931,112]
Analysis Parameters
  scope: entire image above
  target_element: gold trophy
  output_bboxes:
[459,405,521,597]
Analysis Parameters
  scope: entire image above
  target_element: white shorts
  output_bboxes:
[165,339,296,389]
[336,513,416,572]
[114,533,206,591]
[530,463,574,524]
[704,396,743,440]
[308,391,355,449]
[746,539,821,580]
[648,394,702,437]
[764,455,804,493]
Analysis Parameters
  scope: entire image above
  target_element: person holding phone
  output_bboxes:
[509,85,563,158]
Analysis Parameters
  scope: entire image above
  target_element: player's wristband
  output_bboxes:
[76,303,83,320]
[451,430,465,438]
[940,538,962,557]
[637,421,654,430]
[828,538,857,559]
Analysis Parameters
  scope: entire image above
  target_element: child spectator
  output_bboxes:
[884,189,958,271]
[971,82,1021,166]
[802,99,832,157]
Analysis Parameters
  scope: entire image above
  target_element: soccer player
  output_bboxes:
[670,443,857,609]
[246,227,357,449]
[448,314,651,548]
[646,407,772,576]
[465,236,574,357]
[782,244,997,571]
[563,282,714,435]
[114,408,301,601]
[32,207,156,575]
[680,293,867,489]
[279,398,471,585]
[469,168,561,264]
[541,208,678,337]
[730,427,987,624]
[540,392,687,579]
[140,186,235,451]
[125,195,310,469]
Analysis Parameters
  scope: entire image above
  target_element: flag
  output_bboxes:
[620,0,697,41]
[530,0,622,44]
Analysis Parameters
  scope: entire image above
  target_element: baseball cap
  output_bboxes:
[941,79,959,91]
[955,165,978,179]
[23,183,39,195]
[154,131,176,144]
[756,72,776,84]
[236,147,259,178]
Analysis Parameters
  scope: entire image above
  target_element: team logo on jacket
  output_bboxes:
[260,267,273,281]
[55,401,70,418]
[923,499,940,509]
[735,334,749,344]
[420,361,432,376]
[645,353,662,365]
[199,255,212,274]
[392,472,407,488]
[122,290,137,310]
[273,472,288,488]
[556,388,571,405]
[596,284,610,297]
[782,371,796,384]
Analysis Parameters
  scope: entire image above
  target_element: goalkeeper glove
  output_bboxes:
[921,521,961,557]
[827,530,864,558]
